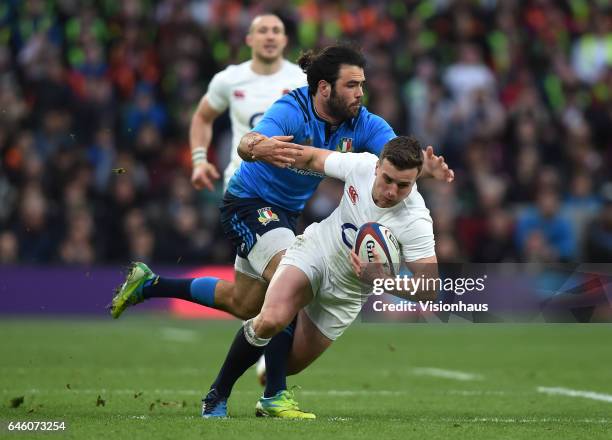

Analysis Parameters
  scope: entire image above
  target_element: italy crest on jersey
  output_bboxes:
[337,137,353,153]
[257,207,279,225]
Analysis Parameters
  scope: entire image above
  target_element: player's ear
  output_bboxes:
[318,80,330,98]
[279,33,288,49]
[246,33,253,48]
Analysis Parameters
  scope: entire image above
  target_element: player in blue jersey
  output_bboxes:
[110,44,454,417]
[111,45,452,322]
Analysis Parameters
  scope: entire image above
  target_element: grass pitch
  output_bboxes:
[1,317,611,439]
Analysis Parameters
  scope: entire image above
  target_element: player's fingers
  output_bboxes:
[271,135,294,141]
[198,174,213,191]
[282,147,303,157]
[191,173,203,190]
[277,141,304,152]
[447,169,455,183]
[349,251,361,273]
[276,153,296,165]
[425,145,434,158]
[207,165,221,179]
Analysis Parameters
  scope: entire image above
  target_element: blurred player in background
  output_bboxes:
[204,136,438,418]
[189,14,305,191]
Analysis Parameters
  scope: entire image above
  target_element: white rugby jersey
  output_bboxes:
[204,60,306,188]
[302,152,436,295]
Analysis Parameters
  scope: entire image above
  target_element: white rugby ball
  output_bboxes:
[354,222,401,275]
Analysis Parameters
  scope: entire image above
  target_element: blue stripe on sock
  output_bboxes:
[190,277,219,307]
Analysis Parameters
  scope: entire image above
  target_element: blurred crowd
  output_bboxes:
[0,0,610,266]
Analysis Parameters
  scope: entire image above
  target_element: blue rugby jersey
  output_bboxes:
[227,86,396,212]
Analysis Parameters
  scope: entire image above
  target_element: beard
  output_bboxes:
[328,87,361,121]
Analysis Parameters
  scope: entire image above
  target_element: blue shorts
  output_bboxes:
[220,192,300,259]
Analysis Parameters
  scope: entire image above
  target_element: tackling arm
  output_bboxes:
[237,132,304,167]
[292,146,333,174]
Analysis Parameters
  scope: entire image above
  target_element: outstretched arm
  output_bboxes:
[237,132,304,167]
[420,146,454,183]
[292,146,333,173]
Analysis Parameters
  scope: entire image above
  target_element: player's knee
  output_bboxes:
[254,313,285,339]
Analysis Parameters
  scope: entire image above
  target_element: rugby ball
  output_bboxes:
[354,222,401,275]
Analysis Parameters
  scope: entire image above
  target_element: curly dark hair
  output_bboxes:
[297,44,366,95]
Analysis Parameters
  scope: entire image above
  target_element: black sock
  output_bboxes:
[264,316,297,398]
[142,276,193,300]
[211,325,265,398]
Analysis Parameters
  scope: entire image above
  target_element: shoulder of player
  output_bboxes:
[341,152,378,173]
[281,60,305,74]
[276,86,311,121]
[356,107,391,130]
[211,61,252,82]
[395,194,433,227]
[393,209,434,245]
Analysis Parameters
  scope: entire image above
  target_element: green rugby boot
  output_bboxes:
[255,389,316,419]
[109,262,157,319]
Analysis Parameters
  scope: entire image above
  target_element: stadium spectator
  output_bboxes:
[516,187,577,262]
[0,0,610,265]
[584,183,612,262]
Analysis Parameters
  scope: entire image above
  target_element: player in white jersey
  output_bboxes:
[189,14,306,190]
[203,136,439,418]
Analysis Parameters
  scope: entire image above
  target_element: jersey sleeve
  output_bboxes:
[358,113,396,155]
[398,216,436,262]
[252,97,303,137]
[324,152,377,182]
[204,70,230,113]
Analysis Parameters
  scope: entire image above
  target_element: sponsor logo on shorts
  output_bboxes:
[257,207,279,226]
[347,185,359,205]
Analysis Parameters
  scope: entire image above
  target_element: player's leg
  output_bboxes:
[109,262,265,320]
[203,264,314,418]
[111,195,293,320]
[287,309,333,375]
[251,265,316,418]
[210,264,312,397]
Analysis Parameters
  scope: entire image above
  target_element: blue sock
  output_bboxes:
[263,317,297,398]
[142,276,218,307]
[211,325,265,398]
[189,277,219,307]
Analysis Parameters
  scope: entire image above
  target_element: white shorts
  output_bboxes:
[234,227,296,280]
[280,235,363,341]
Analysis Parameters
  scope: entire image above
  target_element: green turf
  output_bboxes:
[1,318,611,439]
